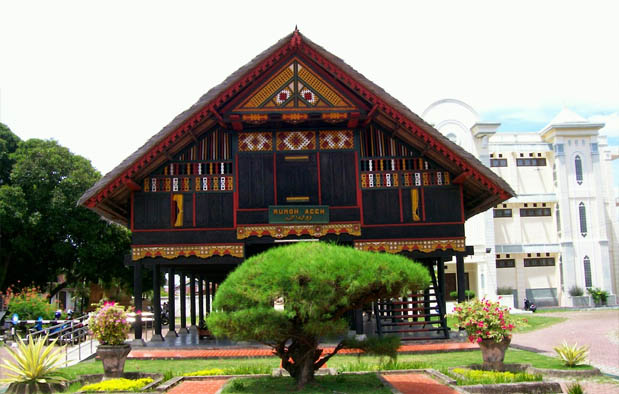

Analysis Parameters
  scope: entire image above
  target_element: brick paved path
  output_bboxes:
[512,309,619,375]
[381,373,458,394]
[166,379,229,394]
[128,342,475,359]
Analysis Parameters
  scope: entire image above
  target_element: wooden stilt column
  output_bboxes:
[205,280,211,314]
[198,275,204,327]
[179,273,187,333]
[151,264,164,341]
[166,268,177,338]
[189,274,197,331]
[456,255,466,303]
[131,261,144,346]
[354,309,364,336]
[437,258,446,317]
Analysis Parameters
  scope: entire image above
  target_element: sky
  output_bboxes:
[1,1,618,185]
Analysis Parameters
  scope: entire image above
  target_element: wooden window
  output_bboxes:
[496,259,515,268]
[516,158,546,166]
[524,258,555,267]
[490,158,507,167]
[493,208,512,218]
[520,208,551,217]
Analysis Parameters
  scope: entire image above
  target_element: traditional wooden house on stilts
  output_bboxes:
[79,29,514,344]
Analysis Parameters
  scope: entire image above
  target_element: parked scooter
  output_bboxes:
[523,298,537,313]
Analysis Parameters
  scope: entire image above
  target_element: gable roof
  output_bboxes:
[79,29,514,224]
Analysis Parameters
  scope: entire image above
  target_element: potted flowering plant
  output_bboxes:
[453,297,517,370]
[89,301,132,377]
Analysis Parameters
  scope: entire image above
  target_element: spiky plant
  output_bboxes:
[554,341,589,367]
[0,334,66,392]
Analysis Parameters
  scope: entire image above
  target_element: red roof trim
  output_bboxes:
[87,32,506,207]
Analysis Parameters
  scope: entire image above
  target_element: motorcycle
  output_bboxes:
[523,298,537,313]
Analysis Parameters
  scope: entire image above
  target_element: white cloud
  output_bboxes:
[589,113,619,138]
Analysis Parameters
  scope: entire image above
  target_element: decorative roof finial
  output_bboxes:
[290,26,302,48]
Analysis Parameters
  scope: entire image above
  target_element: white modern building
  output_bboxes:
[422,99,619,307]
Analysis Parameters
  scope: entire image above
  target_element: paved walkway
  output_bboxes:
[512,309,619,376]
[381,373,458,394]
[128,342,476,359]
[166,378,229,394]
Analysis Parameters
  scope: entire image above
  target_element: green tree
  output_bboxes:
[0,135,131,297]
[207,242,431,389]
[0,123,21,185]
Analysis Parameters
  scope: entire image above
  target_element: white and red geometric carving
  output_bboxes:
[276,131,316,151]
[319,130,354,150]
[238,132,273,152]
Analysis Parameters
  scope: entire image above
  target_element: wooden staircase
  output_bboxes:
[374,263,449,340]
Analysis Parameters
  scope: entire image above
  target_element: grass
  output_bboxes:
[448,367,542,385]
[58,347,591,384]
[222,374,392,393]
[445,314,566,333]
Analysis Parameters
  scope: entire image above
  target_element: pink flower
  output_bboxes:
[477,337,482,343]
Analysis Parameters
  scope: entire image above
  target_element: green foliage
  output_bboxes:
[566,382,585,394]
[4,286,55,320]
[79,377,153,392]
[554,341,589,367]
[497,287,514,295]
[222,374,392,393]
[453,298,518,343]
[0,136,131,293]
[336,358,428,372]
[341,336,401,360]
[207,242,430,387]
[569,286,584,297]
[449,290,476,299]
[450,367,541,385]
[0,123,21,186]
[183,368,226,376]
[0,334,66,385]
[88,302,131,345]
[587,287,608,304]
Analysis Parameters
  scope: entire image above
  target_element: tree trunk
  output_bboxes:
[278,336,321,389]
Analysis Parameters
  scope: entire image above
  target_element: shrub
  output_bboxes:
[497,287,514,296]
[0,334,66,386]
[183,368,226,376]
[341,336,401,360]
[451,368,541,385]
[554,341,589,367]
[568,286,584,297]
[337,359,429,373]
[566,382,585,394]
[4,286,55,320]
[88,301,131,345]
[587,288,608,305]
[79,377,153,392]
[449,290,476,299]
[453,298,517,343]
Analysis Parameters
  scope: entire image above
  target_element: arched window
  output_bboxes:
[583,256,592,288]
[575,156,583,185]
[579,202,587,237]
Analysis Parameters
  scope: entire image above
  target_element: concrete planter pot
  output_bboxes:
[6,382,66,394]
[568,295,591,307]
[97,344,131,378]
[478,338,511,370]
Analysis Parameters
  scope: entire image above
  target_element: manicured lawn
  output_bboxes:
[445,314,566,333]
[222,374,391,393]
[59,348,590,382]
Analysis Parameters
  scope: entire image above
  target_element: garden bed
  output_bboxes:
[68,372,162,393]
[447,365,564,393]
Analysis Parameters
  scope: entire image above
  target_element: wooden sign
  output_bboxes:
[268,205,329,224]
